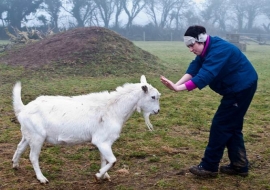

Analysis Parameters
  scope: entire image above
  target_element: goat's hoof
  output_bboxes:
[12,163,20,169]
[94,174,101,183]
[103,173,111,181]
[39,180,49,184]
[38,176,49,184]
[95,173,111,182]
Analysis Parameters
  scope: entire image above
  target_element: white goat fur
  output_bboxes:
[12,75,161,183]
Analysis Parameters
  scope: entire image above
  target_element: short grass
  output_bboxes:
[0,41,270,190]
[0,40,9,45]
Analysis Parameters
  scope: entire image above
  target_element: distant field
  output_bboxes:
[0,40,9,45]
[0,41,269,190]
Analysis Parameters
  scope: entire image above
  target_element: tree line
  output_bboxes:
[0,0,269,41]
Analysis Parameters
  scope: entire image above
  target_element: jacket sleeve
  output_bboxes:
[187,45,232,90]
[186,56,202,77]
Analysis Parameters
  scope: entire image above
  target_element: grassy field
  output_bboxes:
[0,40,9,45]
[0,41,270,190]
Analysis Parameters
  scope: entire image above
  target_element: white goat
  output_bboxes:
[12,75,160,183]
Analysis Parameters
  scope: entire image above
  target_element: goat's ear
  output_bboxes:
[142,85,148,93]
[140,75,147,84]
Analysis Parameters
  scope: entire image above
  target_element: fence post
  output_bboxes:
[143,31,145,41]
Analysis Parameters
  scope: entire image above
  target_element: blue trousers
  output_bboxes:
[200,81,257,172]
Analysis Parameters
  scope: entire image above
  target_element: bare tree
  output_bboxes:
[262,0,270,20]
[0,0,7,26]
[123,0,146,29]
[228,0,247,32]
[1,0,43,29]
[144,0,158,27]
[93,0,115,28]
[201,0,230,32]
[262,0,270,33]
[113,0,124,29]
[145,0,181,29]
[228,0,265,32]
[168,0,189,30]
[62,0,97,27]
[245,0,265,31]
[43,0,62,31]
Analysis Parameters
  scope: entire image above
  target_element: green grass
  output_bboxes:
[0,40,270,189]
[0,40,9,45]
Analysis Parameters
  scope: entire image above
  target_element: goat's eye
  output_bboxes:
[151,96,155,100]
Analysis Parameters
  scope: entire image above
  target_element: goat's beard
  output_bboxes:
[143,112,154,131]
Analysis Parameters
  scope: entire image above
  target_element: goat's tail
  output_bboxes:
[13,81,25,116]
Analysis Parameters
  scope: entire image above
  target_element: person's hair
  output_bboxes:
[184,25,206,40]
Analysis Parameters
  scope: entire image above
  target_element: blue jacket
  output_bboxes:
[186,36,258,95]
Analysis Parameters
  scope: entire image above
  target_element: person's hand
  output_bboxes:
[160,75,176,91]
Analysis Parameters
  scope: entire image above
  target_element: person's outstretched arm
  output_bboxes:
[160,74,197,92]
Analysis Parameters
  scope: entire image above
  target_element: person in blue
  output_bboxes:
[160,25,258,177]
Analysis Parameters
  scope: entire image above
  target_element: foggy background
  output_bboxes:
[0,0,269,41]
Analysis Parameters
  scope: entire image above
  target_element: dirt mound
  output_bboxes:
[0,27,164,76]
